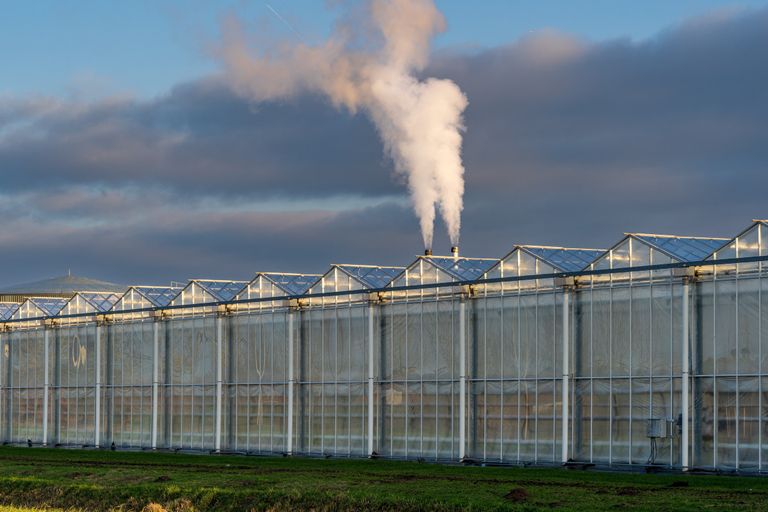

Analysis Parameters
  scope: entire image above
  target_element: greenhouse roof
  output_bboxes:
[28,297,69,316]
[335,265,404,289]
[261,273,321,295]
[131,286,182,307]
[424,256,499,281]
[76,292,121,313]
[630,234,728,262]
[192,280,248,301]
[519,246,606,272]
[0,302,19,320]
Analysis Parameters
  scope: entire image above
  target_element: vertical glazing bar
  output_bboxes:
[54,328,61,444]
[459,296,467,461]
[367,301,375,456]
[151,318,160,449]
[95,323,102,448]
[562,287,571,464]
[215,314,223,452]
[5,330,11,443]
[43,328,49,446]
[759,226,764,472]
[287,310,295,455]
[682,278,691,471]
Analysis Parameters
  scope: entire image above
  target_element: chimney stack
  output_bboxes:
[424,249,433,256]
[451,246,459,259]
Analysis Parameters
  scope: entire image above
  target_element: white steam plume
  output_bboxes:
[215,0,468,249]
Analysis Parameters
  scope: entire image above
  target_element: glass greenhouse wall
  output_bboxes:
[0,221,767,473]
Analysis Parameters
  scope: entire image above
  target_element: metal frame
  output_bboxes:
[0,249,766,471]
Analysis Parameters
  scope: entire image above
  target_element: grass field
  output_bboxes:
[0,447,764,511]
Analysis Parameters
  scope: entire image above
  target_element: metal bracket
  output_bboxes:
[672,266,697,283]
[288,298,306,310]
[96,314,111,325]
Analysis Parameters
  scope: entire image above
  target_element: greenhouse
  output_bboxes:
[0,219,766,473]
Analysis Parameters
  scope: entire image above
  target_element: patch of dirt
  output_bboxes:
[616,487,640,496]
[669,480,689,488]
[515,479,593,489]
[154,475,172,482]
[503,488,529,503]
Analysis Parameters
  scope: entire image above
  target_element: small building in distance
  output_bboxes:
[0,273,126,303]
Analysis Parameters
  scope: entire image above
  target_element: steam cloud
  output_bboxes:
[216,0,468,249]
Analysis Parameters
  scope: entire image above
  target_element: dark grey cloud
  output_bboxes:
[0,84,391,198]
[1,7,768,286]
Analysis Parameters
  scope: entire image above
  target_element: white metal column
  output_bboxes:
[562,288,571,464]
[681,278,691,470]
[287,310,295,455]
[367,301,376,456]
[459,297,467,461]
[42,327,50,446]
[94,323,102,448]
[151,319,160,449]
[214,314,224,452]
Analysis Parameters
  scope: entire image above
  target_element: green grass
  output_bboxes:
[0,447,763,511]
[0,508,75,512]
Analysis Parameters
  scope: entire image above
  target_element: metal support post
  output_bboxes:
[459,297,467,461]
[94,323,102,448]
[367,301,376,456]
[215,314,224,452]
[42,328,50,446]
[562,287,571,464]
[151,319,160,449]
[682,278,691,470]
[4,330,10,443]
[287,310,295,455]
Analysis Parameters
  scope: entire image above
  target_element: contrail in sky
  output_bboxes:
[265,3,302,39]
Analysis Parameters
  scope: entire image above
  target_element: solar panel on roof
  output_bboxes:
[633,235,727,262]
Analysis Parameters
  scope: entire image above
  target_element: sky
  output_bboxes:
[3,0,768,97]
[1,0,768,286]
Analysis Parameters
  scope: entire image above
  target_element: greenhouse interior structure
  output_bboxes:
[0,219,767,473]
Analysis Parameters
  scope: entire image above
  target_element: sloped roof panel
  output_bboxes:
[0,302,20,320]
[196,280,248,301]
[262,273,320,295]
[425,257,498,281]
[134,286,182,307]
[632,235,727,262]
[708,220,768,261]
[336,265,403,289]
[79,292,121,312]
[521,247,605,272]
[31,297,68,316]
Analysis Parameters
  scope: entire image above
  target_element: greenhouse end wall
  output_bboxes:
[0,263,767,472]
